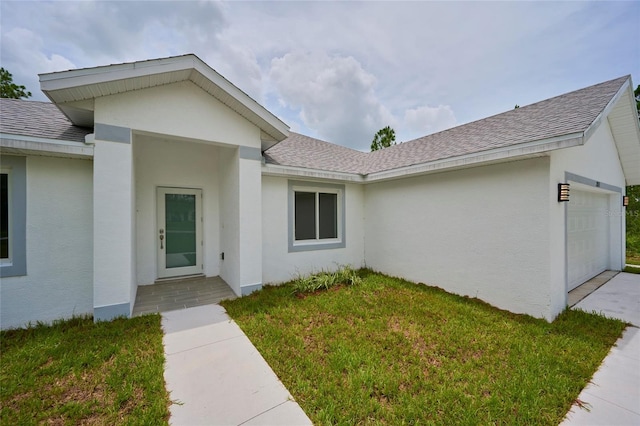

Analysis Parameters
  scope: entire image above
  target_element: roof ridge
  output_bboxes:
[0,98,54,105]
[379,75,630,152]
[39,53,200,77]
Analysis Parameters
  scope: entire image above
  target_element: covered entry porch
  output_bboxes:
[132,275,236,316]
[38,54,289,322]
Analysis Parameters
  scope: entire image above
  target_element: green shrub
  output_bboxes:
[292,265,362,294]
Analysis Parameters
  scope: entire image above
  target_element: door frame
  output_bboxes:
[156,186,203,279]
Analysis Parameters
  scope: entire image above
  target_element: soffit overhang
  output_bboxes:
[39,54,289,151]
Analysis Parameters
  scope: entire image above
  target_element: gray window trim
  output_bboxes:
[288,180,346,252]
[0,155,26,277]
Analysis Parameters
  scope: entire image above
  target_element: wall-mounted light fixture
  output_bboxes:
[558,183,570,202]
[623,196,629,207]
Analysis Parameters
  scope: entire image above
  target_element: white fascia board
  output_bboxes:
[263,133,585,184]
[39,55,195,90]
[0,133,94,158]
[262,164,364,183]
[584,76,632,141]
[40,54,289,143]
[191,61,289,141]
[365,133,584,183]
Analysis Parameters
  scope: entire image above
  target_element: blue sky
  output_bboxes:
[1,1,638,151]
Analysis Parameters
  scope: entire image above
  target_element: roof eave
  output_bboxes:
[365,133,584,183]
[39,55,289,149]
[262,163,365,183]
[1,132,94,159]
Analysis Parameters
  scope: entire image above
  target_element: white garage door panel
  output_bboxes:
[567,190,609,291]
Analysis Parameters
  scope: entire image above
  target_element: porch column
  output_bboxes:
[238,147,263,295]
[92,124,135,321]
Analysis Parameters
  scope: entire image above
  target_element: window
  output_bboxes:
[0,156,26,277]
[295,191,338,241]
[288,181,345,252]
[1,171,9,261]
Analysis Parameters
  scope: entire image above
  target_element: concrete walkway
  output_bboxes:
[562,272,640,425]
[162,304,312,425]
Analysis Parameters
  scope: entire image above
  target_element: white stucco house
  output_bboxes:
[1,54,639,329]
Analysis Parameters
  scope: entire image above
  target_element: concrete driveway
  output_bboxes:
[562,272,640,425]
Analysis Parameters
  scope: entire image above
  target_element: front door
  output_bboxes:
[157,187,203,279]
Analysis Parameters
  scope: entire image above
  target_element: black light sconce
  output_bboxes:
[623,196,629,207]
[558,183,570,202]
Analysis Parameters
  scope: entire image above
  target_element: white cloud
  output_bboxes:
[1,28,76,100]
[0,0,637,149]
[269,51,395,151]
[403,105,457,141]
[205,44,264,103]
[0,1,234,99]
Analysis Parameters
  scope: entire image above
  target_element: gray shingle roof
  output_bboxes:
[263,132,369,174]
[0,98,92,143]
[1,76,629,173]
[265,76,630,175]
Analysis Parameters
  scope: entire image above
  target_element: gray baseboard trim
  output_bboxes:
[94,302,130,322]
[241,283,262,296]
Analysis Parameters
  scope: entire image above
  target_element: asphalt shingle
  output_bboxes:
[263,132,369,174]
[265,76,629,175]
[0,76,629,174]
[0,98,91,143]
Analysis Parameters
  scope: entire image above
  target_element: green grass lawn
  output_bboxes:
[624,265,640,274]
[0,315,170,425]
[221,270,627,425]
[627,250,640,266]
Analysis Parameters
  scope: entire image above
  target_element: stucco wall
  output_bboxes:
[93,138,134,319]
[551,121,626,188]
[364,158,553,319]
[548,120,627,317]
[95,81,261,148]
[1,156,93,329]
[238,157,263,293]
[134,135,222,285]
[219,148,240,293]
[262,176,365,284]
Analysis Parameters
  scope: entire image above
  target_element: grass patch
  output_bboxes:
[292,265,361,294]
[221,270,626,425]
[626,251,640,266]
[624,265,640,274]
[1,315,170,425]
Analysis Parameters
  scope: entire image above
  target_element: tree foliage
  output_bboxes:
[370,126,396,152]
[635,84,640,120]
[626,185,640,261]
[626,185,639,230]
[0,68,31,99]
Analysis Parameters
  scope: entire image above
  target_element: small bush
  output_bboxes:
[292,266,362,294]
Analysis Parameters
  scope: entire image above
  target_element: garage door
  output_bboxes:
[567,190,610,290]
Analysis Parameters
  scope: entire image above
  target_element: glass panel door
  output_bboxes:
[165,193,197,268]
[157,187,202,278]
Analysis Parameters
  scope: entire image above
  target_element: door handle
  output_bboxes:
[159,229,164,249]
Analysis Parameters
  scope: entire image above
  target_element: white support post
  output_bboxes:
[238,156,263,295]
[92,132,135,321]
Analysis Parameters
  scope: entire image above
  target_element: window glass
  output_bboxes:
[295,191,316,240]
[318,192,337,239]
[0,157,25,276]
[165,194,197,268]
[1,173,8,259]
